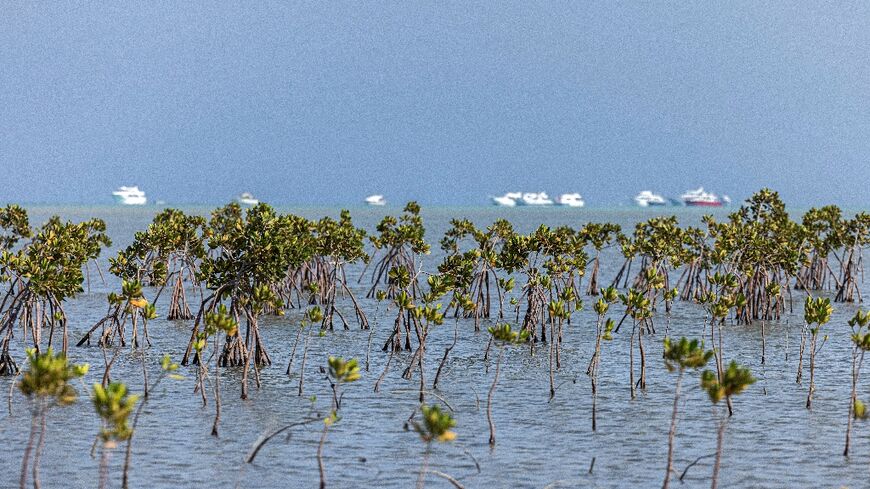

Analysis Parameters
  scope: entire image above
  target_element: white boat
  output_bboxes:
[365,195,386,206]
[681,187,724,207]
[634,190,668,207]
[237,192,259,206]
[112,186,147,205]
[491,192,522,207]
[518,192,554,206]
[556,193,585,207]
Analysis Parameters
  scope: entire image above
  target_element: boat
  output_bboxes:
[518,192,554,206]
[491,192,522,207]
[634,190,668,207]
[112,186,147,205]
[556,193,585,207]
[237,192,259,206]
[365,195,386,206]
[681,187,724,207]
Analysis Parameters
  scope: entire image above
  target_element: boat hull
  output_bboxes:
[636,201,668,207]
[684,201,722,207]
[492,197,517,207]
[112,195,147,205]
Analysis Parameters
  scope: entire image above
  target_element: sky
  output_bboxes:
[2,2,869,207]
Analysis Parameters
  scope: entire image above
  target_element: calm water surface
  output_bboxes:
[0,205,867,488]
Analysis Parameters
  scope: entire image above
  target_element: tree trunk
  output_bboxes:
[487,347,503,446]
[710,412,727,489]
[663,370,683,489]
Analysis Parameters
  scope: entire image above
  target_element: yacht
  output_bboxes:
[681,187,724,207]
[555,193,585,207]
[518,192,554,206]
[634,191,668,207]
[491,192,522,207]
[237,192,259,206]
[365,195,386,206]
[112,186,147,205]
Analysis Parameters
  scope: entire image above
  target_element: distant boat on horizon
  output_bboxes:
[112,186,147,205]
[555,193,585,207]
[491,192,522,207]
[492,191,584,207]
[634,190,668,207]
[365,194,386,206]
[237,192,259,206]
[681,187,729,207]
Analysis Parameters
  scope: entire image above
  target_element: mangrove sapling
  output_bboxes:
[192,305,238,436]
[312,211,369,331]
[411,403,457,489]
[700,361,755,489]
[662,287,678,341]
[434,296,474,391]
[0,205,31,374]
[382,267,417,352]
[121,355,182,489]
[439,219,514,323]
[18,348,88,489]
[761,283,782,365]
[366,291,387,372]
[798,206,845,292]
[705,190,807,324]
[318,357,361,489]
[844,309,870,456]
[181,204,307,393]
[92,382,139,489]
[588,286,618,431]
[804,296,833,409]
[580,222,621,296]
[109,209,207,321]
[702,272,744,416]
[546,299,570,399]
[834,213,869,303]
[298,307,324,397]
[486,323,529,446]
[1,216,110,357]
[364,202,430,300]
[662,337,713,489]
[79,280,154,349]
[404,276,449,403]
[620,288,652,398]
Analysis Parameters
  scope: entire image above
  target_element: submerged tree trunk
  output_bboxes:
[806,333,818,409]
[845,349,863,456]
[663,369,683,489]
[487,347,503,446]
[710,412,727,489]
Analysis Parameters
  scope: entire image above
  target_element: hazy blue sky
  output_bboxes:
[2,2,869,207]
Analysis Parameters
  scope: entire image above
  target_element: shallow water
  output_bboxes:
[0,205,868,488]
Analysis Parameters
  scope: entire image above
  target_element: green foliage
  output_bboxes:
[413,404,457,443]
[849,309,870,351]
[200,203,313,298]
[855,399,867,419]
[3,216,110,300]
[663,337,713,372]
[0,204,31,252]
[92,382,139,443]
[488,323,529,344]
[804,296,833,327]
[370,202,429,255]
[195,304,240,352]
[700,361,756,404]
[19,348,88,405]
[109,208,206,284]
[327,357,361,384]
[620,289,652,321]
[306,306,324,324]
